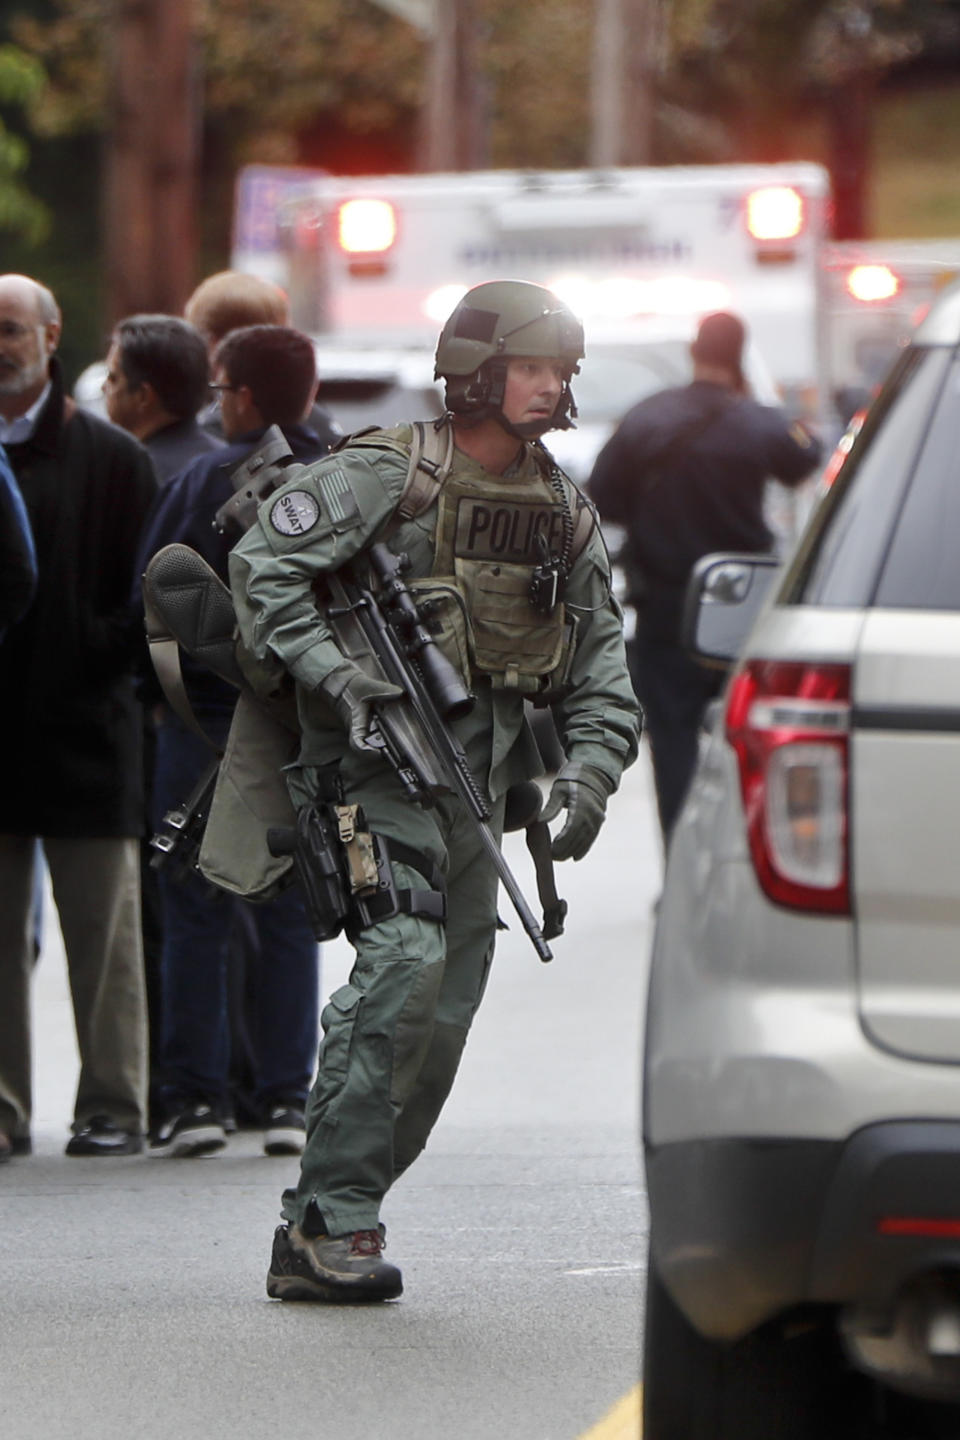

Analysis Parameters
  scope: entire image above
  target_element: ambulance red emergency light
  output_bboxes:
[820,236,960,422]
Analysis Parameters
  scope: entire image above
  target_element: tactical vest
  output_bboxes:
[348,420,596,700]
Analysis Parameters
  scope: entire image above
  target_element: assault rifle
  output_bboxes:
[326,542,560,963]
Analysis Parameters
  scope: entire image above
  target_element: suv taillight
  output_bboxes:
[725,660,851,914]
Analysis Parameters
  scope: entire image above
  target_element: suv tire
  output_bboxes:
[642,1248,868,1439]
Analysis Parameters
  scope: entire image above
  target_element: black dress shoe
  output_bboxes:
[65,1117,143,1156]
[0,1133,31,1162]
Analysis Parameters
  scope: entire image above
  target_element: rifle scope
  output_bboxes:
[368,543,474,722]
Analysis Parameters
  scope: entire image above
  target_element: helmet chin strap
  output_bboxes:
[497,414,553,440]
[495,383,578,439]
[483,361,578,439]
[446,363,578,437]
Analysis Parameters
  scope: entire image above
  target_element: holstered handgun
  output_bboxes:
[267,798,404,942]
[267,803,352,943]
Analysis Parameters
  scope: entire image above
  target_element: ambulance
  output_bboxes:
[821,236,960,424]
[230,161,833,428]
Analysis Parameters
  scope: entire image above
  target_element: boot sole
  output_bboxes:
[266,1269,402,1303]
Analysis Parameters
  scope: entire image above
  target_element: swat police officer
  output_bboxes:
[229,280,639,1302]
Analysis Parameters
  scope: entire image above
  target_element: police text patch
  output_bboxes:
[270,490,320,536]
[454,497,566,563]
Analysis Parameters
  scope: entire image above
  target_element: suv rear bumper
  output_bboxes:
[646,1121,960,1343]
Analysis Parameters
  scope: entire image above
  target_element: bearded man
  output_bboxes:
[0,273,157,1162]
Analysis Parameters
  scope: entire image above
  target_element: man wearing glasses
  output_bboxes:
[133,324,331,1161]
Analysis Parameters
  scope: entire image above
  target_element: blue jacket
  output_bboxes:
[0,444,36,639]
[133,422,331,712]
[145,415,224,485]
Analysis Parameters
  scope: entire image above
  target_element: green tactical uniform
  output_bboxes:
[230,421,638,1239]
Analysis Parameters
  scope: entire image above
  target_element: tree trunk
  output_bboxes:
[103,0,199,326]
[826,72,872,240]
[591,0,660,166]
[419,0,488,170]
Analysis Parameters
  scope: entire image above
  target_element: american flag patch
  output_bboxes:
[317,466,361,526]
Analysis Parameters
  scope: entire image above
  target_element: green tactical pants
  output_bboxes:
[282,750,505,1238]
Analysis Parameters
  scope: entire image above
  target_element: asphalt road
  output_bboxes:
[1,751,661,1440]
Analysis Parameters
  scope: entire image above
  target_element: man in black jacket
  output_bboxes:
[0,272,157,1162]
[590,312,823,841]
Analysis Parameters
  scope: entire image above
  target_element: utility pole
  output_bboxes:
[825,5,874,240]
[103,0,198,327]
[419,0,487,170]
[590,0,660,166]
[369,0,487,172]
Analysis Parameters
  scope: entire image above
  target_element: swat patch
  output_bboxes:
[270,490,320,536]
[454,497,566,563]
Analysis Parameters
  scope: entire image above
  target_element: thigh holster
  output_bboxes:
[268,765,446,941]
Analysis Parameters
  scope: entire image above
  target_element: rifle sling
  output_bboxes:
[142,588,224,752]
[524,817,568,941]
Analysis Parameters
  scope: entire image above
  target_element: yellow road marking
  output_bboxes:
[577,1384,642,1439]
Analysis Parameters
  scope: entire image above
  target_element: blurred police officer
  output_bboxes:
[589,311,822,841]
[229,280,639,1301]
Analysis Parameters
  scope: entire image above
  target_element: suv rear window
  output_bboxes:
[873,356,960,609]
[783,346,951,607]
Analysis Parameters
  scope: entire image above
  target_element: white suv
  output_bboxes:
[643,280,960,1440]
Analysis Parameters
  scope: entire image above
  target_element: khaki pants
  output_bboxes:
[0,835,148,1142]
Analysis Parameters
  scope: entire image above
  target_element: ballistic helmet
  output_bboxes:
[434,279,584,436]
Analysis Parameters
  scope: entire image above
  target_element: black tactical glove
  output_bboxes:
[541,761,614,862]
[320,661,403,753]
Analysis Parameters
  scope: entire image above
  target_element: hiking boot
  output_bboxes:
[263,1105,306,1157]
[149,1101,226,1157]
[65,1117,143,1156]
[266,1223,402,1303]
